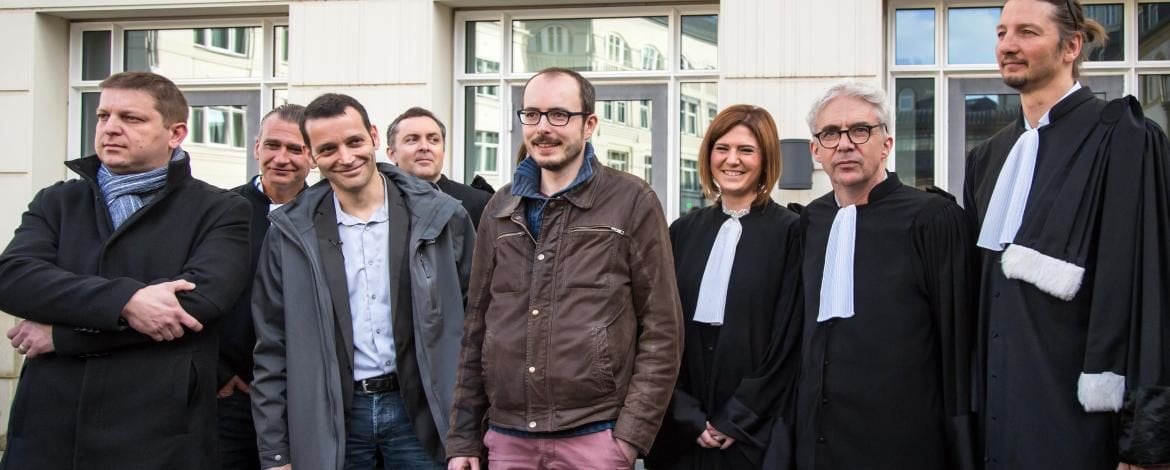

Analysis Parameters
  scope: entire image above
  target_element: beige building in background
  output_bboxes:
[3,0,1170,448]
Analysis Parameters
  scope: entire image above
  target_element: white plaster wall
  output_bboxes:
[720,0,885,205]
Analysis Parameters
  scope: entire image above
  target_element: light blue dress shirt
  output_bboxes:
[333,175,396,381]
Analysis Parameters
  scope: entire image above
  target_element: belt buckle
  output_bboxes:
[359,379,373,394]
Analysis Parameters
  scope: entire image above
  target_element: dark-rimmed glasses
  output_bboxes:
[813,124,885,149]
[516,109,590,126]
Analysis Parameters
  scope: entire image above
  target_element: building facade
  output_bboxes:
[2,0,1170,447]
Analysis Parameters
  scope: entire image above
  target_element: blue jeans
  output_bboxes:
[343,390,443,470]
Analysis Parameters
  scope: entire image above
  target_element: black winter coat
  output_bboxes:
[0,154,251,470]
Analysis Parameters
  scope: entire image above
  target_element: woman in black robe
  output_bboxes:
[647,105,803,470]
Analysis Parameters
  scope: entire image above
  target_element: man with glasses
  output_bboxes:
[445,67,683,470]
[966,1,1170,468]
[796,81,977,470]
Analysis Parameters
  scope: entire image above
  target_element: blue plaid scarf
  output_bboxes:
[97,152,176,229]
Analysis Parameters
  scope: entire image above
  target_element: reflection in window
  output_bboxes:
[896,9,935,65]
[606,33,631,66]
[82,31,112,81]
[513,17,668,73]
[474,131,499,173]
[1139,3,1170,60]
[189,106,247,149]
[615,101,628,124]
[1140,74,1170,130]
[681,98,700,135]
[947,8,1000,64]
[641,46,664,70]
[601,102,613,121]
[274,26,290,77]
[894,78,935,188]
[964,93,1021,154]
[540,25,571,54]
[125,28,262,79]
[464,86,503,188]
[1086,4,1124,61]
[680,82,716,216]
[607,150,630,172]
[644,155,653,182]
[681,15,718,70]
[639,100,651,128]
[466,21,502,73]
[81,92,101,157]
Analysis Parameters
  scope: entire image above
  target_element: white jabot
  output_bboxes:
[817,204,858,322]
[693,207,747,325]
[977,82,1081,251]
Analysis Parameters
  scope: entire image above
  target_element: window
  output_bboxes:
[889,1,1140,192]
[460,9,718,218]
[681,97,700,135]
[194,27,250,55]
[681,159,699,191]
[538,25,570,54]
[607,150,630,172]
[605,33,631,66]
[474,131,499,173]
[72,20,288,190]
[641,46,664,70]
[707,103,718,126]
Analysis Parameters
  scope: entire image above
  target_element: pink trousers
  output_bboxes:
[483,428,634,470]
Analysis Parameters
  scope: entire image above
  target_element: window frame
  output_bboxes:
[453,6,719,219]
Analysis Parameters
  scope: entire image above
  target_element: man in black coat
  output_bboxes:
[0,71,251,469]
[384,107,491,228]
[217,103,312,470]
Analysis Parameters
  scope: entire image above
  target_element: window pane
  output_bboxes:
[187,105,249,189]
[1139,4,1170,60]
[274,25,290,77]
[125,27,263,79]
[1086,4,1124,61]
[1140,74,1170,131]
[895,9,935,65]
[894,78,935,188]
[964,93,1021,154]
[595,99,649,181]
[466,21,502,74]
[680,82,716,217]
[273,88,289,108]
[80,92,100,157]
[511,17,668,73]
[463,86,503,188]
[82,31,112,81]
[948,7,1000,64]
[232,109,246,148]
[681,15,718,70]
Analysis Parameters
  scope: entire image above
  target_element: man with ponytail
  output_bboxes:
[966,1,1170,468]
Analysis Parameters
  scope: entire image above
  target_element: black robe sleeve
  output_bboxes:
[915,197,978,470]
[708,219,804,451]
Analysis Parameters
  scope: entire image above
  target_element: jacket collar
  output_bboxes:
[495,143,603,218]
[66,149,193,187]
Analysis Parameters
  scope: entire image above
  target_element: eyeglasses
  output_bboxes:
[813,124,885,149]
[516,109,590,126]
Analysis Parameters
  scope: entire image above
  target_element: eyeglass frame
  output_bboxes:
[516,109,591,126]
[812,123,887,149]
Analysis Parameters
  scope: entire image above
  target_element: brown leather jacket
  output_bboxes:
[446,158,683,457]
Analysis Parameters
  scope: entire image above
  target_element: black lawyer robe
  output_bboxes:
[965,87,1170,468]
[796,173,977,470]
[647,202,803,470]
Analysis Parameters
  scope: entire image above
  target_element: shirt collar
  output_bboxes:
[334,174,390,226]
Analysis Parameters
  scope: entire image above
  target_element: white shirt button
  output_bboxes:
[274,455,282,461]
[537,253,546,261]
[528,366,536,373]
[531,309,539,316]
[529,421,537,428]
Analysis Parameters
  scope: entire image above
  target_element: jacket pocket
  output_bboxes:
[561,226,625,289]
[590,326,617,393]
[490,232,532,293]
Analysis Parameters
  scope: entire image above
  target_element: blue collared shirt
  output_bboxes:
[511,142,597,241]
[334,175,396,380]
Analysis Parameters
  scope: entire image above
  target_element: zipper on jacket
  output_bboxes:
[567,225,626,235]
[496,232,525,240]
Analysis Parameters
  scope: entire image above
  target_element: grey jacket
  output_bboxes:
[251,163,474,470]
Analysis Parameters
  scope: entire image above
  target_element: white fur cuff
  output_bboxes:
[1001,244,1085,301]
[1077,372,1126,412]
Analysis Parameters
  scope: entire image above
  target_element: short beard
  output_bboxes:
[534,142,583,172]
[1003,74,1029,91]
